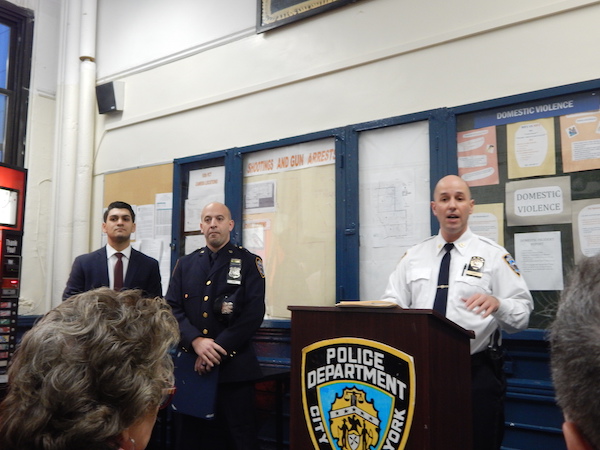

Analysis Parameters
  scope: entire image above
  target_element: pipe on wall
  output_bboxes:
[48,0,98,308]
[71,0,97,259]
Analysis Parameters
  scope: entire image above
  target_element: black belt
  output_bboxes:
[472,330,504,367]
[471,350,491,366]
[471,347,505,370]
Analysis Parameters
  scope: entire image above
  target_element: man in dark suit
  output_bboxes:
[62,201,162,300]
[166,201,266,450]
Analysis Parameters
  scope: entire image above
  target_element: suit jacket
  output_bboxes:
[62,246,162,300]
[166,241,266,383]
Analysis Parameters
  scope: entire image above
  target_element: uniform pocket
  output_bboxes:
[456,273,492,295]
[407,268,431,283]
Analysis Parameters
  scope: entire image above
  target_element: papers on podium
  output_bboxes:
[336,300,399,308]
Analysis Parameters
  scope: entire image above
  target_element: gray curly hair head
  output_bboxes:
[0,288,179,450]
[550,255,600,449]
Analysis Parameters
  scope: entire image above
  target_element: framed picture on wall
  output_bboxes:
[257,0,359,33]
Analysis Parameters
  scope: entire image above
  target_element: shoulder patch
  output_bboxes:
[256,257,265,278]
[503,253,521,276]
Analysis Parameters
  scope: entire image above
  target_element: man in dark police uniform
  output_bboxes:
[166,201,266,450]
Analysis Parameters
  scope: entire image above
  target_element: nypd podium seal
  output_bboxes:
[302,337,416,450]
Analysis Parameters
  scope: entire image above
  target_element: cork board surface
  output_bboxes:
[104,164,173,206]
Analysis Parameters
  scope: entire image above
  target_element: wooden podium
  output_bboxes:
[289,305,474,450]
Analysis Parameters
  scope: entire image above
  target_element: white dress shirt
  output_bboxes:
[382,228,533,354]
[106,244,132,290]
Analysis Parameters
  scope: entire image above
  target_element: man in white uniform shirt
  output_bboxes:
[382,175,533,450]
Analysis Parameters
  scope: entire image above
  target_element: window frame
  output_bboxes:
[0,0,33,167]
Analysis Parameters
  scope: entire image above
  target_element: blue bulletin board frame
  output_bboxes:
[172,78,600,325]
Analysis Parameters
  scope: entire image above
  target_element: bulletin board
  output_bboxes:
[357,121,432,302]
[242,139,336,318]
[104,163,174,295]
[104,164,173,207]
[456,89,600,328]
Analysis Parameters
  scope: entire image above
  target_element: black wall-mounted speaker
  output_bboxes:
[96,81,124,114]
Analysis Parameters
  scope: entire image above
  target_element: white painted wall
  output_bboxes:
[13,0,600,313]
[13,0,61,314]
[94,0,600,172]
[95,0,256,81]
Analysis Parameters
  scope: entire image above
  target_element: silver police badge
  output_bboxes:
[302,337,415,450]
[227,258,242,285]
[465,256,485,278]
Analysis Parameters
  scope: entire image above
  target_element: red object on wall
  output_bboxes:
[0,163,26,232]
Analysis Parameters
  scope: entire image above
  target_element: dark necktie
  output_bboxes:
[209,252,218,268]
[433,243,454,315]
[114,253,124,291]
